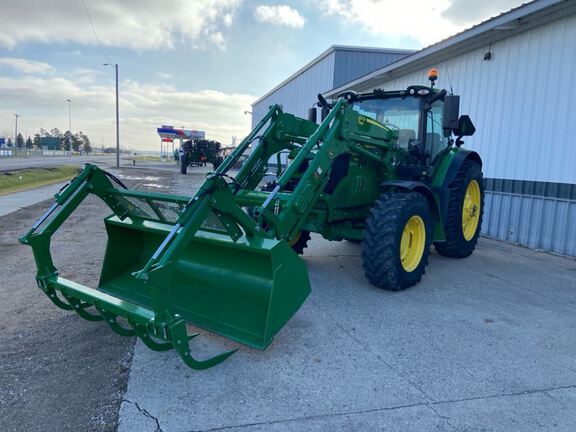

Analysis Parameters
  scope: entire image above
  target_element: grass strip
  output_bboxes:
[0,165,81,196]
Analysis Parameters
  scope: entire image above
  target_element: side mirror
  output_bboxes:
[453,115,476,137]
[442,95,460,137]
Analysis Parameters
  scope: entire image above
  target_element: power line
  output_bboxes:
[82,0,111,64]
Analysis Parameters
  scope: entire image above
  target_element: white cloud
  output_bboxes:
[0,68,256,150]
[254,5,306,28]
[223,13,234,26]
[0,57,54,75]
[0,0,241,51]
[209,32,227,51]
[319,0,461,46]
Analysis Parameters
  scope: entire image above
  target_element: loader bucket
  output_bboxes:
[98,215,310,349]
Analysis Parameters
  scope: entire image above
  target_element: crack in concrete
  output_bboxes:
[190,384,576,431]
[123,399,163,432]
[431,383,576,407]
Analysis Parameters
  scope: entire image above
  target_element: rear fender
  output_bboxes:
[442,150,482,188]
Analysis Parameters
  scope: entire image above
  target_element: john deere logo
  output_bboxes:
[358,116,387,130]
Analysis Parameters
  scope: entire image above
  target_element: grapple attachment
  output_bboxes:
[20,164,310,370]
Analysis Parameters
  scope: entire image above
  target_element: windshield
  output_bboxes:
[352,96,420,149]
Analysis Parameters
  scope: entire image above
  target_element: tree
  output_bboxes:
[69,131,82,152]
[25,136,33,149]
[76,131,92,154]
[16,133,25,149]
[33,134,41,149]
[62,130,72,151]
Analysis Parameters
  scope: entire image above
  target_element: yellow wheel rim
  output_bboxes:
[400,215,426,272]
[462,180,481,241]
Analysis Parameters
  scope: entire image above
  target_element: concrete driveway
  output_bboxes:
[118,233,576,431]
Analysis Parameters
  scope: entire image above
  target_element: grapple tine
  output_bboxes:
[44,286,74,310]
[129,320,174,351]
[96,307,136,337]
[62,293,104,322]
[168,317,237,370]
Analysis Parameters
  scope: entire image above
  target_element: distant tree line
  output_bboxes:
[3,128,92,153]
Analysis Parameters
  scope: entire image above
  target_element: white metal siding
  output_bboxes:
[252,53,336,127]
[353,15,576,256]
[484,192,576,256]
[356,14,576,184]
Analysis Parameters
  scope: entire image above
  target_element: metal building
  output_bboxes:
[251,46,414,127]
[323,0,576,257]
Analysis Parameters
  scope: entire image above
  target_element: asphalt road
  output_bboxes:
[0,155,119,171]
[2,163,576,431]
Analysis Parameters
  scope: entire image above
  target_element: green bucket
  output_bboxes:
[98,215,311,349]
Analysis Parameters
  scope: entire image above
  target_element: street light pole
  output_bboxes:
[114,64,119,168]
[104,63,120,169]
[14,114,20,151]
[66,99,72,153]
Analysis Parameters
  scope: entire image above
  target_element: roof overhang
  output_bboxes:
[325,0,575,98]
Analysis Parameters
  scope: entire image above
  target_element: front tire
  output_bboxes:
[362,191,432,291]
[434,160,484,258]
[180,153,188,174]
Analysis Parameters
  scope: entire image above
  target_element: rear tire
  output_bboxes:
[362,191,432,291]
[180,153,188,174]
[434,160,484,258]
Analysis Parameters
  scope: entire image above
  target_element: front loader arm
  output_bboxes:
[255,99,399,241]
[256,99,349,239]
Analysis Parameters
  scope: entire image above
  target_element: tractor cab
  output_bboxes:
[339,69,475,175]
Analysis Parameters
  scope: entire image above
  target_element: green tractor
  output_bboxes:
[20,70,483,370]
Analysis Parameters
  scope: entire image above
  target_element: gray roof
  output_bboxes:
[325,0,575,97]
[252,45,414,106]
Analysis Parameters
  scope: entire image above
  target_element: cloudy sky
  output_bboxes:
[0,0,524,151]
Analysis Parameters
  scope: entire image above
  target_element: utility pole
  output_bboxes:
[66,99,72,153]
[14,114,20,152]
[104,63,120,168]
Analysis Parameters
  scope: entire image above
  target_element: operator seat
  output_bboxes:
[397,129,416,150]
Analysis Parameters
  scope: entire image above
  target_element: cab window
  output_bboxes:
[352,97,420,149]
[426,101,447,161]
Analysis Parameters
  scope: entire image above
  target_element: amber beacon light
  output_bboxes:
[428,68,438,86]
